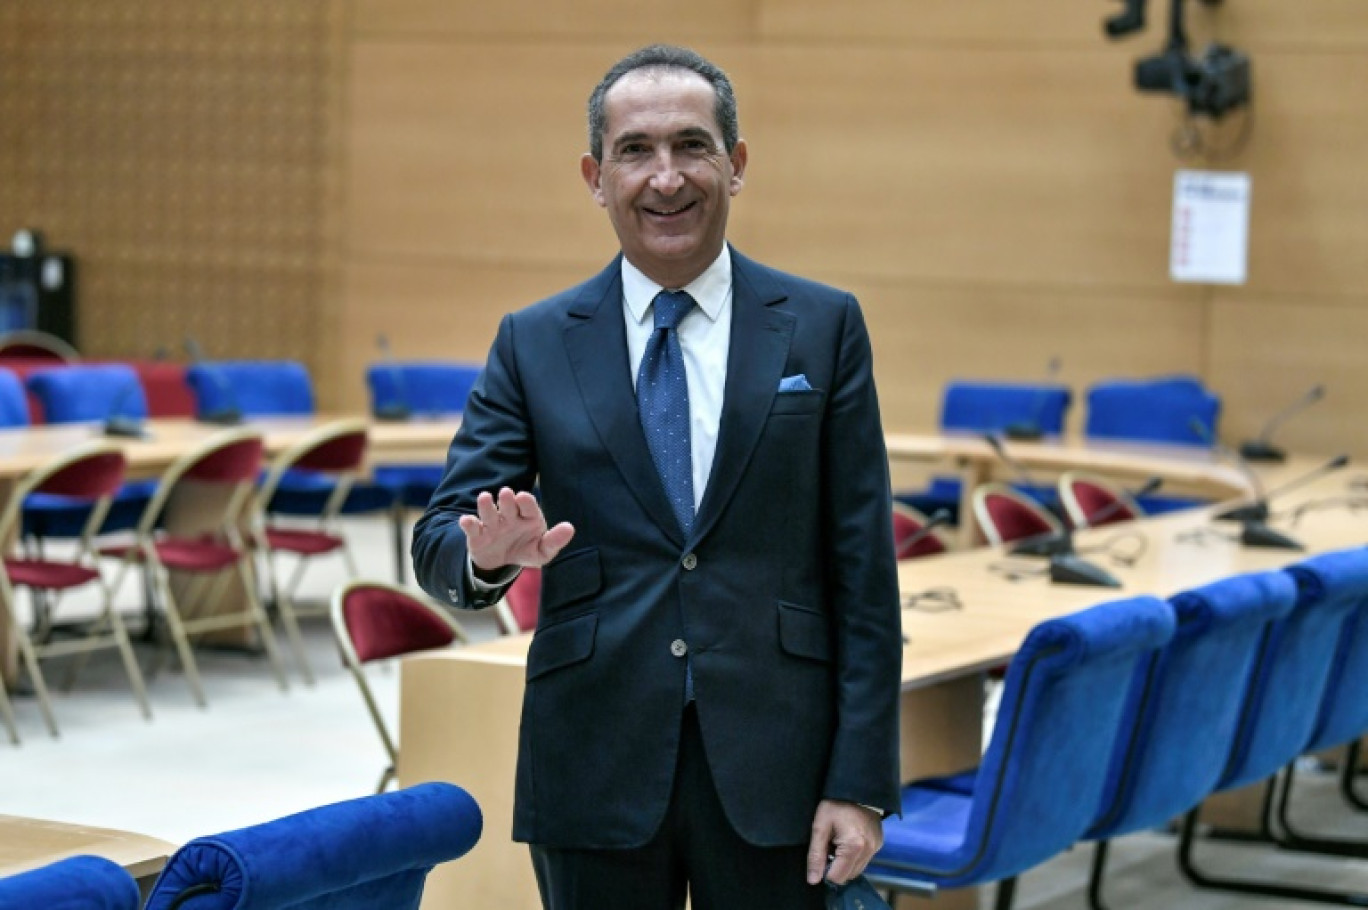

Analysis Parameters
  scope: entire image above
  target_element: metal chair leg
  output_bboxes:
[1178,804,1368,905]
[1086,840,1114,910]
[0,682,20,745]
[1343,739,1368,812]
[1271,760,1368,859]
[992,875,1017,910]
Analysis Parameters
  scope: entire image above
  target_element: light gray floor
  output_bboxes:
[3,518,1367,908]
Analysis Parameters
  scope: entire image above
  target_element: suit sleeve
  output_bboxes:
[819,294,902,815]
[411,313,539,611]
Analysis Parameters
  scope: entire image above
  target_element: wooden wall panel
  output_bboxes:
[1208,296,1368,457]
[354,0,759,41]
[759,0,1114,46]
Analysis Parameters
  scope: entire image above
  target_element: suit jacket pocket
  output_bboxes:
[527,612,598,681]
[769,389,825,416]
[777,602,834,663]
[541,546,602,616]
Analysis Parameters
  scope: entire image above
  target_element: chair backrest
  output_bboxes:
[939,381,1071,437]
[0,368,30,427]
[1086,570,1297,840]
[891,502,949,560]
[1058,471,1142,529]
[366,361,481,418]
[0,854,140,910]
[1284,548,1368,755]
[972,482,1063,546]
[135,428,266,540]
[1,441,128,549]
[0,329,80,363]
[949,596,1175,884]
[186,360,314,419]
[332,580,467,761]
[25,364,149,425]
[1218,548,1368,792]
[144,782,483,910]
[1084,375,1220,447]
[258,418,370,518]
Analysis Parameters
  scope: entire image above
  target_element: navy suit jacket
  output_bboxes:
[412,248,902,849]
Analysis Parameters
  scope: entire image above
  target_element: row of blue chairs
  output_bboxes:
[0,782,482,910]
[867,547,1368,908]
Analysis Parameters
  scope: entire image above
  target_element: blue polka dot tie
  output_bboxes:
[638,290,696,537]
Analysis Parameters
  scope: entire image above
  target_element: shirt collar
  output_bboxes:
[622,244,731,326]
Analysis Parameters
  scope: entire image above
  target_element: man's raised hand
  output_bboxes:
[458,487,575,574]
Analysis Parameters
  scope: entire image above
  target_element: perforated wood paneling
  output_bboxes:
[0,1,344,378]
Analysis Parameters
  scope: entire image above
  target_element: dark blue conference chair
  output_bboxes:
[21,365,157,539]
[1083,570,1296,910]
[897,381,1071,522]
[366,361,480,582]
[1177,548,1368,905]
[144,782,482,910]
[865,595,1175,909]
[0,854,140,910]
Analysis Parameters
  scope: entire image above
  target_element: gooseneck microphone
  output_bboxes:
[1238,383,1326,463]
[1047,476,1162,588]
[1004,356,1063,442]
[373,334,412,422]
[185,337,243,426]
[103,376,148,439]
[896,508,952,557]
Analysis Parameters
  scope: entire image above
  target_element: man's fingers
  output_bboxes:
[806,820,832,885]
[539,522,576,561]
[474,490,499,525]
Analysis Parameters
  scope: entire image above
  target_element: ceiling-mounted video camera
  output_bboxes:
[1105,0,1251,119]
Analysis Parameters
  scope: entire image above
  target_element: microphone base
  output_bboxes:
[1003,424,1044,443]
[103,418,148,439]
[1238,439,1286,463]
[1009,532,1074,559]
[1240,521,1304,551]
[374,405,412,422]
[1049,554,1122,588]
[1214,501,1270,523]
[198,409,243,427]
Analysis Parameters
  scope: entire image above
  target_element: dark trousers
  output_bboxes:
[530,705,827,910]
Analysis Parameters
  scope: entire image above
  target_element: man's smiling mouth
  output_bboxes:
[644,201,697,217]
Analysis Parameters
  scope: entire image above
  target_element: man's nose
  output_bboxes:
[648,152,685,194]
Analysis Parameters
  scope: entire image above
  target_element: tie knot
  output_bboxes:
[652,290,694,332]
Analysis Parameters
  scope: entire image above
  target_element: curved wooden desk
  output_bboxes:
[396,444,1365,910]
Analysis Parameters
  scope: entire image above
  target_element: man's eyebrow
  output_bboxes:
[611,127,717,150]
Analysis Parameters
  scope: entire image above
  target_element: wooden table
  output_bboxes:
[0,813,176,895]
[396,447,1365,910]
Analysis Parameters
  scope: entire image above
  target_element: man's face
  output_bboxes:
[582,69,747,289]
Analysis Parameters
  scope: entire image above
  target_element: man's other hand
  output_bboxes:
[806,799,884,886]
[459,487,575,576]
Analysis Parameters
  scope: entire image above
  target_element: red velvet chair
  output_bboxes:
[972,482,1064,547]
[1,441,151,740]
[1059,471,1143,529]
[495,567,542,635]
[256,418,373,684]
[330,580,468,792]
[102,427,289,707]
[892,502,950,560]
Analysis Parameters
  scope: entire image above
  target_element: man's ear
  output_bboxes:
[581,154,606,207]
[728,138,748,196]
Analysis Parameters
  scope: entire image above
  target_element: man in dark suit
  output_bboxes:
[412,44,902,909]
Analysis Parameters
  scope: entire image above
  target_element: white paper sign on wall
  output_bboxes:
[1170,170,1251,285]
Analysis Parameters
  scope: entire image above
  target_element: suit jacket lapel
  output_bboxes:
[692,251,794,543]
[563,257,686,546]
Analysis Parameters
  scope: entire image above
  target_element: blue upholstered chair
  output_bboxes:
[0,368,29,425]
[0,854,140,910]
[897,381,1071,522]
[1083,570,1297,910]
[144,782,483,910]
[1177,548,1368,905]
[865,595,1175,909]
[366,361,480,582]
[22,365,157,539]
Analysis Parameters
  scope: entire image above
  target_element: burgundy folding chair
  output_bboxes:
[0,441,150,739]
[495,567,542,635]
[972,482,1064,546]
[1059,470,1143,529]
[256,418,372,684]
[892,502,950,560]
[103,427,288,707]
[331,580,468,792]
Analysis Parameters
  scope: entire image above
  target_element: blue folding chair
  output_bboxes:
[865,595,1175,909]
[0,854,140,910]
[1083,570,1296,910]
[145,782,482,910]
[1177,548,1368,905]
[898,381,1071,522]
[366,361,480,582]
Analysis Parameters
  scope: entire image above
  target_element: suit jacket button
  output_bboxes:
[670,639,689,657]
[446,587,461,604]
[681,553,698,570]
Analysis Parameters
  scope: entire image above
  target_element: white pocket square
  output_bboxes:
[778,374,812,392]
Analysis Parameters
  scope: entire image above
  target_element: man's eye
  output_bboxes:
[618,144,648,156]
